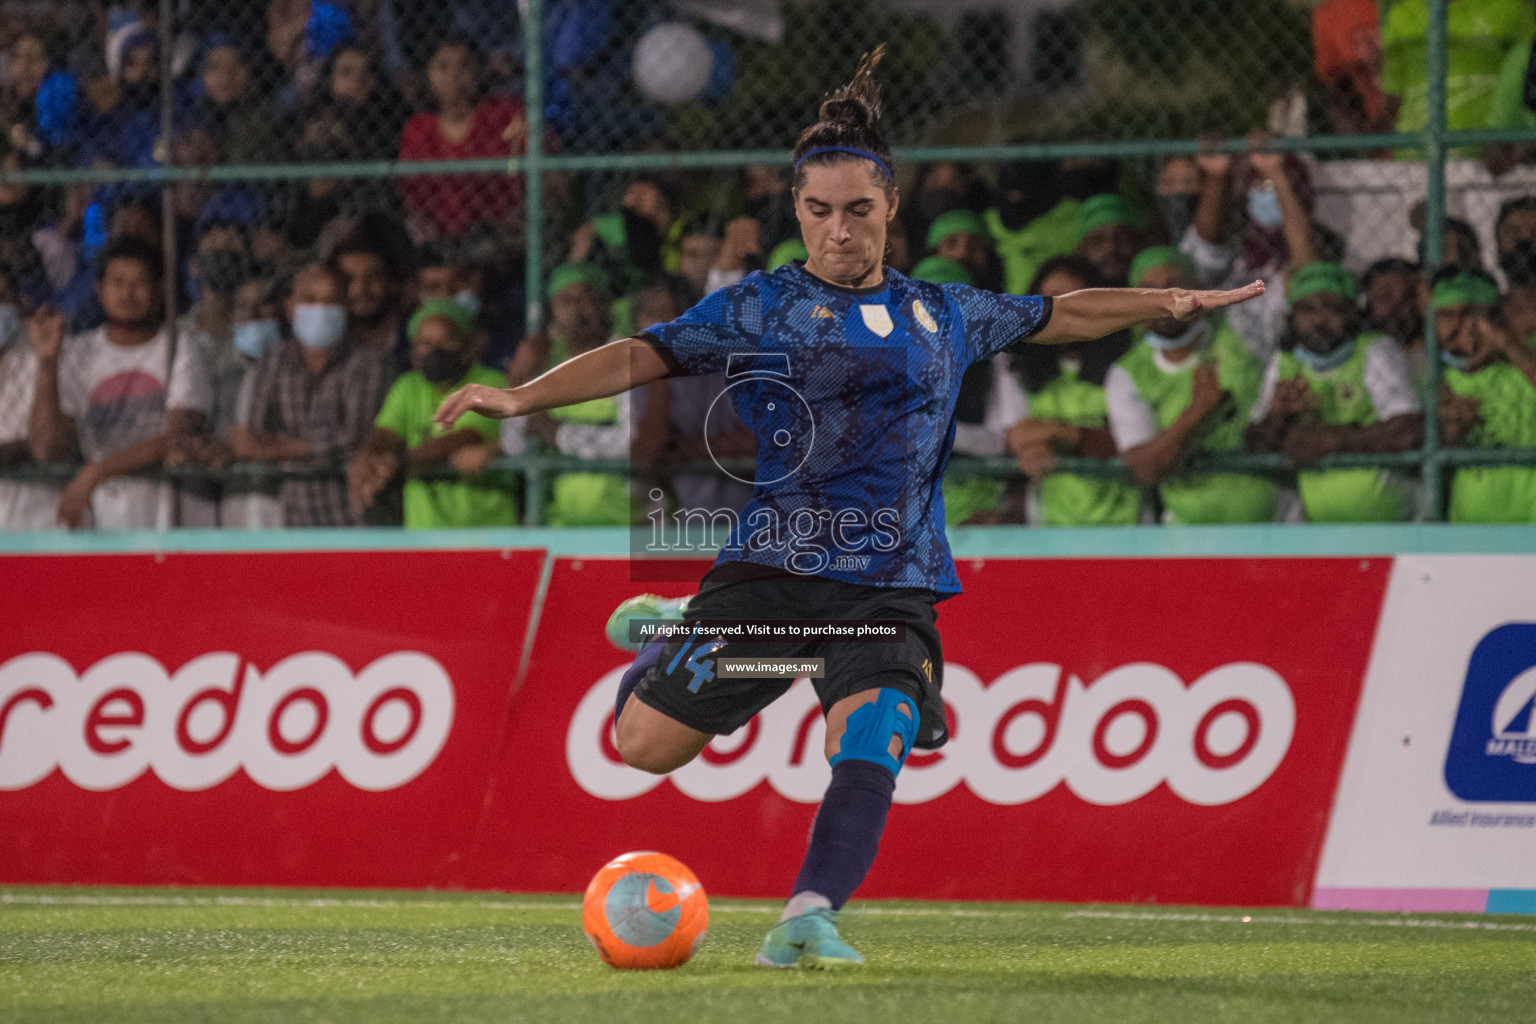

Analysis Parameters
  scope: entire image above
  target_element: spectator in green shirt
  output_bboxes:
[1433,267,1536,522]
[984,158,1082,296]
[1380,0,1536,140]
[349,298,516,529]
[1246,262,1423,522]
[924,209,998,291]
[1105,247,1278,524]
[1073,193,1142,286]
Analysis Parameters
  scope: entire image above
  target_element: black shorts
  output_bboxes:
[632,563,949,750]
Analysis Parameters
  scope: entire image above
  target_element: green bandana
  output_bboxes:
[1075,194,1138,236]
[407,297,476,341]
[1431,272,1500,310]
[910,256,974,286]
[547,262,609,300]
[1128,246,1198,288]
[925,209,987,251]
[1286,261,1359,304]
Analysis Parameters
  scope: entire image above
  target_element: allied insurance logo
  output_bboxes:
[1446,623,1536,802]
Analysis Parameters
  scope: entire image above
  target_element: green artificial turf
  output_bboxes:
[2,886,1534,1023]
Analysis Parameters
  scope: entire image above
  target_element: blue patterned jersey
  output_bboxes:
[640,262,1051,595]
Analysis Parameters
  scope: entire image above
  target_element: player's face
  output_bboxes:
[795,162,897,288]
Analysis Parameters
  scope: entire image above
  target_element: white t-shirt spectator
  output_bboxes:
[952,354,1027,456]
[0,344,61,530]
[58,326,214,529]
[1179,224,1290,364]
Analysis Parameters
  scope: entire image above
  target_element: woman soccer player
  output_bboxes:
[433,46,1263,968]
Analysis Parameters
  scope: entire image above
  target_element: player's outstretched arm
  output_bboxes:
[433,336,671,430]
[1031,280,1266,345]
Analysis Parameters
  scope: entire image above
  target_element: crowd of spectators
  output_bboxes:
[1,1,1536,531]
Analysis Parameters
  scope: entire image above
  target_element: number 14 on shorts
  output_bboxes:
[667,627,728,693]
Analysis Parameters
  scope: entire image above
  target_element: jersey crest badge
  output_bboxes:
[860,304,894,337]
[912,299,937,333]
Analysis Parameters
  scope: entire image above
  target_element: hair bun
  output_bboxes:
[817,44,885,127]
[818,97,872,128]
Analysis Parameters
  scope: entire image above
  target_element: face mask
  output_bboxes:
[1499,239,1536,287]
[231,317,280,359]
[1293,335,1355,372]
[197,249,251,297]
[1143,318,1208,351]
[1440,349,1470,371]
[1157,194,1196,242]
[1247,187,1283,229]
[453,288,481,317]
[0,304,19,350]
[419,347,469,386]
[120,79,159,107]
[291,303,346,350]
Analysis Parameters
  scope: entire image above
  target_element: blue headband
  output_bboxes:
[794,145,893,180]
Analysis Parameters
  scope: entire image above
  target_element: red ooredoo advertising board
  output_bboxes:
[0,550,1390,906]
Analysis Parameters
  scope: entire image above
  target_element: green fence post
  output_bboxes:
[522,0,546,527]
[1420,0,1448,520]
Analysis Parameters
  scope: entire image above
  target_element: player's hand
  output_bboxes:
[433,384,524,431]
[1169,280,1265,321]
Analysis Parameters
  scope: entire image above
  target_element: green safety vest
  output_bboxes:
[1116,321,1278,524]
[983,199,1081,296]
[1444,362,1536,523]
[1276,334,1411,522]
[1025,365,1142,526]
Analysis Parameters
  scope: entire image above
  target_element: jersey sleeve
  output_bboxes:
[946,284,1052,364]
[637,278,762,377]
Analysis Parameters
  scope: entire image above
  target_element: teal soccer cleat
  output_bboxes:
[604,594,691,652]
[755,907,864,969]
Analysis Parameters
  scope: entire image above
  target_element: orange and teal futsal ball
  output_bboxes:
[582,851,709,969]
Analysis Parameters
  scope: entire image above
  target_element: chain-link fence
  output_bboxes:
[1,0,1535,529]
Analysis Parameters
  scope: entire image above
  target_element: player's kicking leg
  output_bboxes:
[757,686,917,969]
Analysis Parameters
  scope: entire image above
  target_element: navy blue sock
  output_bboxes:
[791,759,897,909]
[615,638,666,723]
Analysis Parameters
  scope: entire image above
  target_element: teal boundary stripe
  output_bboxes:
[1487,890,1536,915]
[2,524,1536,558]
